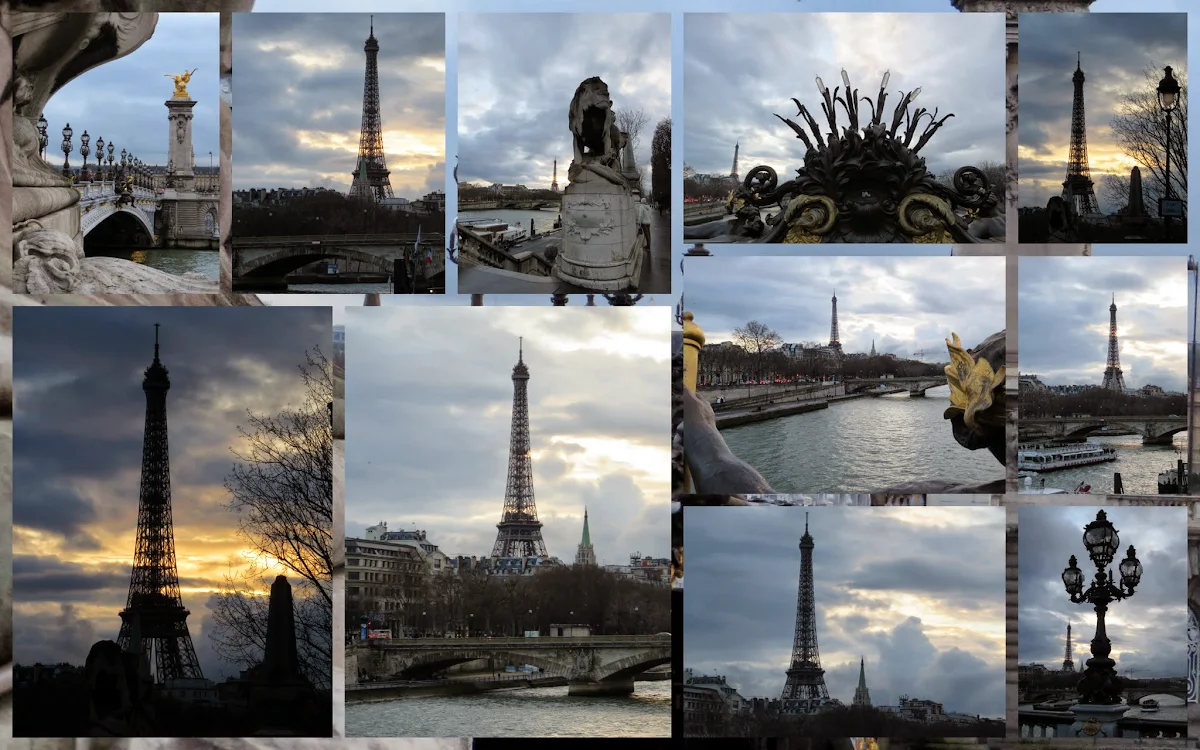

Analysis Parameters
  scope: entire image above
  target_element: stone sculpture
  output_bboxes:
[10,12,216,294]
[165,68,197,99]
[683,70,1003,244]
[554,77,644,291]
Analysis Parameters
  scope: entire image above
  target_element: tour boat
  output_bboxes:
[1140,698,1160,712]
[457,218,529,245]
[1017,442,1117,472]
[1159,455,1188,494]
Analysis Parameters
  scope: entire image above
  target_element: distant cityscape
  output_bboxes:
[233,187,445,214]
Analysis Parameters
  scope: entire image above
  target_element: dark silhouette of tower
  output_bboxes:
[730,141,740,182]
[117,324,204,683]
[1062,621,1075,672]
[349,15,394,202]
[551,159,559,192]
[828,292,842,354]
[853,656,872,707]
[491,338,549,558]
[1063,52,1099,216]
[1102,294,1126,392]
[781,512,830,714]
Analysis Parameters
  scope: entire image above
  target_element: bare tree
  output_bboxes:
[1100,172,1131,213]
[210,347,334,687]
[651,117,671,210]
[1110,64,1188,211]
[615,107,650,154]
[733,321,782,381]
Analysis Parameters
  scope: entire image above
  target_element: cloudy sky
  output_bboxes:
[684,14,1004,179]
[232,13,445,198]
[1018,506,1187,678]
[685,507,1006,718]
[685,256,1005,360]
[457,14,670,189]
[40,13,218,172]
[344,307,670,564]
[12,306,331,681]
[1018,257,1187,390]
[1018,13,1187,209]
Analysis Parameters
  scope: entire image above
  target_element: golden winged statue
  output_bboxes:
[165,69,197,99]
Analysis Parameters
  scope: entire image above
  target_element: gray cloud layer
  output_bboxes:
[1017,506,1187,678]
[1018,257,1187,390]
[344,307,671,565]
[457,13,670,189]
[684,13,1005,179]
[685,256,1005,358]
[685,507,1006,718]
[233,13,445,198]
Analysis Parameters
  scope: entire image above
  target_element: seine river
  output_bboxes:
[1018,433,1186,494]
[98,247,219,281]
[459,208,561,234]
[346,681,670,738]
[720,387,1003,492]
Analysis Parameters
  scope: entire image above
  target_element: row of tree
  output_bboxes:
[688,705,1004,739]
[698,320,943,385]
[1019,387,1185,419]
[232,192,442,237]
[350,563,670,639]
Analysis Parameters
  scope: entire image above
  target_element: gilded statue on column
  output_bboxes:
[164,68,197,99]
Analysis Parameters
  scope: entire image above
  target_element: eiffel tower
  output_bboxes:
[349,16,394,202]
[780,512,831,714]
[828,292,842,355]
[1062,52,1099,216]
[1102,294,1126,392]
[1062,621,1075,672]
[117,325,204,682]
[730,141,740,182]
[491,339,548,558]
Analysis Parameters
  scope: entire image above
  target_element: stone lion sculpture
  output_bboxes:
[569,76,622,170]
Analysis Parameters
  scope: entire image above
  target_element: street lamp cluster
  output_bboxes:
[48,117,154,188]
[1061,510,1143,706]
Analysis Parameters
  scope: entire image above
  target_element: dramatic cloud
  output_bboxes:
[685,256,1005,359]
[1018,257,1187,391]
[232,13,445,198]
[344,307,671,564]
[1017,13,1187,208]
[1017,506,1187,678]
[685,507,1006,719]
[684,14,1005,180]
[12,306,331,681]
[41,13,219,172]
[457,14,670,189]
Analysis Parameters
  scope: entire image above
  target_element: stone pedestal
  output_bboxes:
[1068,703,1130,738]
[165,97,197,192]
[554,166,644,291]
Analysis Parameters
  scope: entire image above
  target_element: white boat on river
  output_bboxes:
[1017,442,1117,472]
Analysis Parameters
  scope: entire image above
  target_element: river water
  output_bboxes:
[1018,433,1186,495]
[95,247,219,281]
[459,208,561,235]
[345,681,670,738]
[720,387,1004,492]
[288,282,391,293]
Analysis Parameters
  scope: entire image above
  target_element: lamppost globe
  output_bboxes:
[1083,510,1119,568]
[95,137,104,178]
[1062,554,1084,597]
[61,123,73,178]
[37,114,48,156]
[1119,546,1143,590]
[1158,65,1181,112]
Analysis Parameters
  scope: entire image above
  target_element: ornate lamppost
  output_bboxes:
[95,137,105,181]
[60,123,73,179]
[1157,66,1182,238]
[1061,510,1142,733]
[120,149,128,180]
[79,130,91,182]
[37,114,48,159]
[107,142,115,181]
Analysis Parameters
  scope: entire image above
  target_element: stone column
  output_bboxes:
[166,96,197,191]
[950,0,1094,256]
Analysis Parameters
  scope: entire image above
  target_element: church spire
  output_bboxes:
[852,655,872,707]
[574,506,596,566]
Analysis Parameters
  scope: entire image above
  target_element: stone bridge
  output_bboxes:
[233,233,444,290]
[77,181,159,244]
[1021,416,1187,445]
[845,376,949,397]
[460,199,561,211]
[350,635,671,696]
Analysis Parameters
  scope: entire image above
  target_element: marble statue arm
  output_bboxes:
[682,388,775,494]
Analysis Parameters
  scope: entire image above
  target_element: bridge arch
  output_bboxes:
[84,208,156,253]
[239,247,394,278]
[1146,424,1188,444]
[595,647,671,682]
[397,649,567,680]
